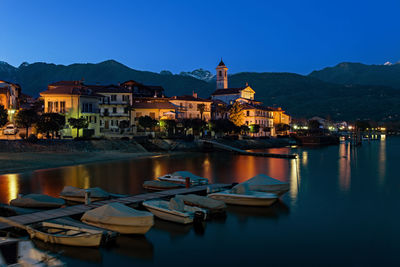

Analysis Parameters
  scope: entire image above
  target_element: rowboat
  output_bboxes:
[175,194,226,215]
[10,194,65,209]
[157,171,209,186]
[234,174,290,196]
[81,203,154,234]
[208,184,278,206]
[208,190,278,206]
[0,237,64,266]
[143,180,184,191]
[143,198,207,224]
[59,186,110,203]
[26,221,104,247]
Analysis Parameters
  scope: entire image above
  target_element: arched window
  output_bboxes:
[219,71,222,77]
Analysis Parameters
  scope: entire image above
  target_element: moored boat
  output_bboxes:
[175,194,226,214]
[234,174,290,196]
[143,180,184,191]
[26,221,104,247]
[10,194,65,209]
[0,237,64,266]
[208,184,278,207]
[143,198,207,224]
[81,203,154,234]
[157,171,209,186]
[59,186,110,203]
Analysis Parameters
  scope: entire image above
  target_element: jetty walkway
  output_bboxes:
[199,140,297,159]
[0,183,230,230]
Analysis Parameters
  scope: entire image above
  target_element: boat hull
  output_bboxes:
[27,228,102,247]
[82,220,152,234]
[142,203,193,224]
[208,193,278,207]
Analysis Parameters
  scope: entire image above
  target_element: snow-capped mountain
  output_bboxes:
[179,68,215,82]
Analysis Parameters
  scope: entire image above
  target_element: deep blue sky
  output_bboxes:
[1,0,400,75]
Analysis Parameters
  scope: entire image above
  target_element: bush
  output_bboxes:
[120,137,130,141]
[19,133,26,139]
[27,134,38,143]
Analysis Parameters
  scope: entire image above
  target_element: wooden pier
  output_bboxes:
[0,183,230,230]
[200,140,297,159]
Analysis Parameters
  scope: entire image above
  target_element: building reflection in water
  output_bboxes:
[290,159,299,202]
[378,138,386,187]
[338,143,351,192]
[0,173,20,203]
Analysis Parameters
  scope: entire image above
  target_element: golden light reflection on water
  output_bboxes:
[378,138,386,186]
[290,159,300,200]
[0,173,20,204]
[338,143,351,192]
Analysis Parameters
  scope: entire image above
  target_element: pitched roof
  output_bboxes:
[40,86,101,97]
[170,95,212,102]
[88,84,131,94]
[211,88,246,96]
[217,59,226,67]
[132,101,176,109]
[49,81,83,87]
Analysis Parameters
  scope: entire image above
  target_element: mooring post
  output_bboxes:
[85,190,91,205]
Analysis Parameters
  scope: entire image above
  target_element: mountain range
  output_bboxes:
[1,60,400,122]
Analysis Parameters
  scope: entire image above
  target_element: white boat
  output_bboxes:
[0,237,64,266]
[208,184,278,206]
[234,174,290,196]
[175,194,226,214]
[81,203,154,234]
[10,194,65,209]
[142,198,207,224]
[157,171,209,186]
[59,186,110,203]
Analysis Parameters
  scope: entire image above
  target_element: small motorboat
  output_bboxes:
[142,180,184,191]
[234,174,290,196]
[0,237,64,266]
[10,194,65,209]
[157,171,209,186]
[81,203,154,234]
[143,198,207,224]
[175,194,226,215]
[59,186,110,203]
[208,184,278,207]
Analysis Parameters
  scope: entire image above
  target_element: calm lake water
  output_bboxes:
[1,137,399,266]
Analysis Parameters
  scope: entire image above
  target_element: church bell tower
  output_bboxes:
[216,59,228,89]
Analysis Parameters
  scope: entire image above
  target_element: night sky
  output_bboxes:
[1,0,399,74]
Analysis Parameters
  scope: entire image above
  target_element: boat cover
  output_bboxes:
[168,197,185,212]
[81,203,153,226]
[234,174,289,192]
[175,194,226,210]
[143,180,183,189]
[172,171,209,183]
[10,194,65,208]
[60,186,110,199]
[231,183,252,194]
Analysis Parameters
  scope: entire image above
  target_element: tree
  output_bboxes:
[138,116,157,131]
[0,105,8,127]
[37,113,65,138]
[15,109,39,138]
[240,125,250,135]
[197,103,206,120]
[249,124,260,134]
[355,120,371,131]
[229,102,244,127]
[119,120,130,134]
[68,117,88,138]
[308,120,321,130]
[160,119,176,136]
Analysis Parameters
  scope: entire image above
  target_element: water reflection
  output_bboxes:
[0,173,20,203]
[111,235,153,260]
[152,219,192,240]
[338,143,351,192]
[378,138,386,186]
[227,201,289,221]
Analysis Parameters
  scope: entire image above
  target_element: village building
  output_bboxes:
[131,97,176,122]
[121,80,164,98]
[89,84,132,134]
[0,80,21,121]
[169,93,212,121]
[241,103,275,136]
[40,81,101,138]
